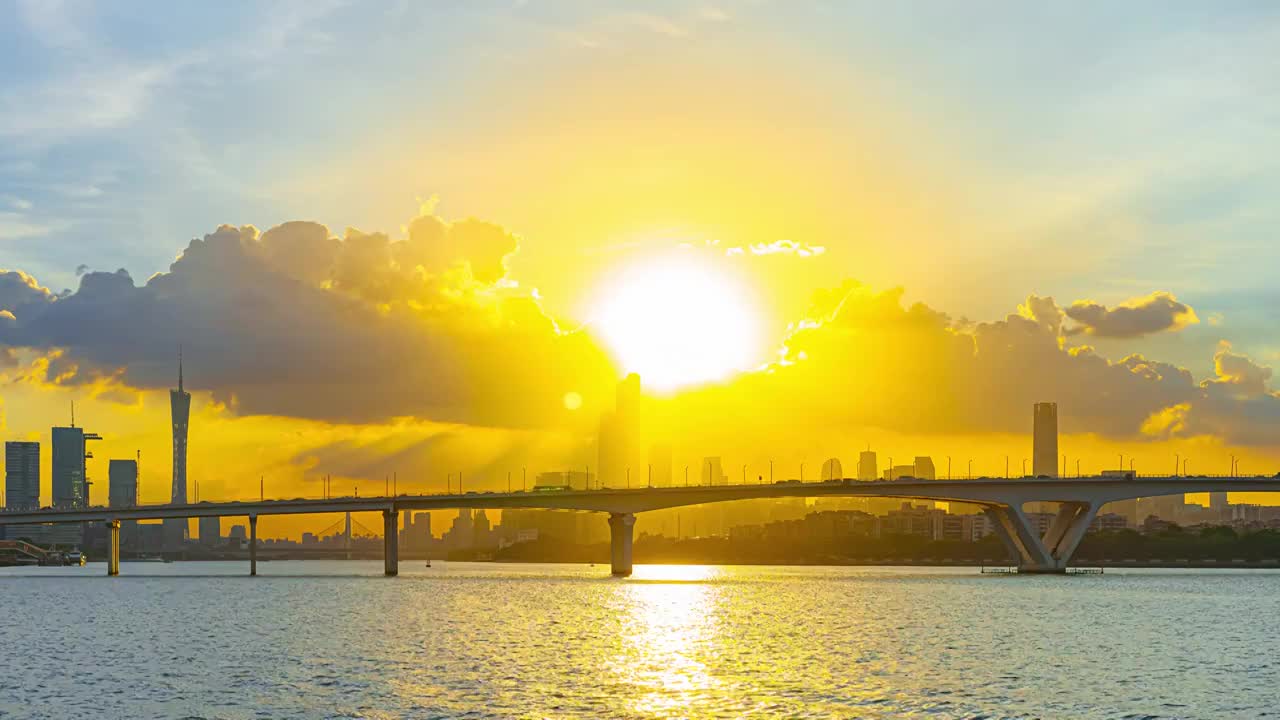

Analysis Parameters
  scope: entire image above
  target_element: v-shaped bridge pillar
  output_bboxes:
[984,501,1098,573]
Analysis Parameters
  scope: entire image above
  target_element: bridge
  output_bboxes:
[2,475,1277,576]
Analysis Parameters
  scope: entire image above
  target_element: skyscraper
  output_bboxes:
[701,456,726,485]
[599,373,643,488]
[1032,402,1058,478]
[52,423,99,508]
[5,441,40,510]
[913,456,936,480]
[165,352,192,549]
[858,451,878,481]
[821,458,843,481]
[108,459,138,507]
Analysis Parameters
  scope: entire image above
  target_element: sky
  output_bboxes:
[2,1,1280,533]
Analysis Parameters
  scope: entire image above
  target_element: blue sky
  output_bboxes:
[3,0,1279,373]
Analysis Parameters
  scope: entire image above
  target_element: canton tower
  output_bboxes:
[164,350,191,550]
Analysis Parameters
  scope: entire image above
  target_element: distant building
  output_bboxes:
[474,510,493,547]
[913,456,936,480]
[1089,513,1128,532]
[443,509,475,549]
[702,457,727,486]
[108,459,138,508]
[598,374,644,489]
[857,451,877,481]
[5,441,40,510]
[882,465,916,480]
[1210,491,1229,511]
[166,353,192,549]
[1032,402,1058,477]
[198,515,221,545]
[52,425,99,508]
[400,511,432,551]
[534,471,592,491]
[820,458,843,482]
[879,502,944,539]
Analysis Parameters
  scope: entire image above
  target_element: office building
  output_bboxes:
[400,511,432,551]
[199,515,221,545]
[702,456,727,485]
[820,458,843,481]
[913,456,936,480]
[1032,402,1058,477]
[598,373,644,489]
[5,441,40,510]
[857,451,877,481]
[165,353,192,549]
[52,422,100,509]
[108,459,138,508]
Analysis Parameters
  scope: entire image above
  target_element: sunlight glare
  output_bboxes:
[589,255,762,391]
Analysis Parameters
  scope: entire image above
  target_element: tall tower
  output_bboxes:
[1032,402,1058,478]
[599,373,643,489]
[165,351,192,549]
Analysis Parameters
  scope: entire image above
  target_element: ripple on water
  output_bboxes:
[0,562,1277,718]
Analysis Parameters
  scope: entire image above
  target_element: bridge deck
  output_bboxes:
[1,476,1277,525]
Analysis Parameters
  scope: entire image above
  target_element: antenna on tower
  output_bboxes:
[178,344,184,392]
[70,400,75,428]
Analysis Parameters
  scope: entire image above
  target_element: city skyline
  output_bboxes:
[1,3,1279,540]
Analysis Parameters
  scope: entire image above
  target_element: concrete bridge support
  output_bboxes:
[984,501,1099,573]
[106,520,120,576]
[383,509,399,577]
[249,514,258,576]
[608,512,635,577]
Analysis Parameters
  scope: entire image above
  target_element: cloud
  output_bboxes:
[1205,342,1273,398]
[726,239,827,258]
[665,281,1277,445]
[0,270,56,314]
[1063,291,1199,338]
[0,211,616,427]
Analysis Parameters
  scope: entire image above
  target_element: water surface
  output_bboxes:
[1,562,1275,719]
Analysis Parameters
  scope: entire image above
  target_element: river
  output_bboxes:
[0,562,1274,719]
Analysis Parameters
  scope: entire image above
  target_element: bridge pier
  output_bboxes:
[985,501,1099,573]
[106,520,120,576]
[608,512,635,577]
[249,514,258,576]
[383,509,399,577]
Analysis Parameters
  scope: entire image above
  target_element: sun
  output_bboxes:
[588,254,763,391]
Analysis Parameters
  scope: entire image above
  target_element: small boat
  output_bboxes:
[424,559,432,568]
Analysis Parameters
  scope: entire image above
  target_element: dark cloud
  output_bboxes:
[0,269,55,316]
[1063,291,1199,338]
[0,214,615,427]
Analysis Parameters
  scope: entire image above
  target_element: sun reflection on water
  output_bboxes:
[606,565,730,717]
